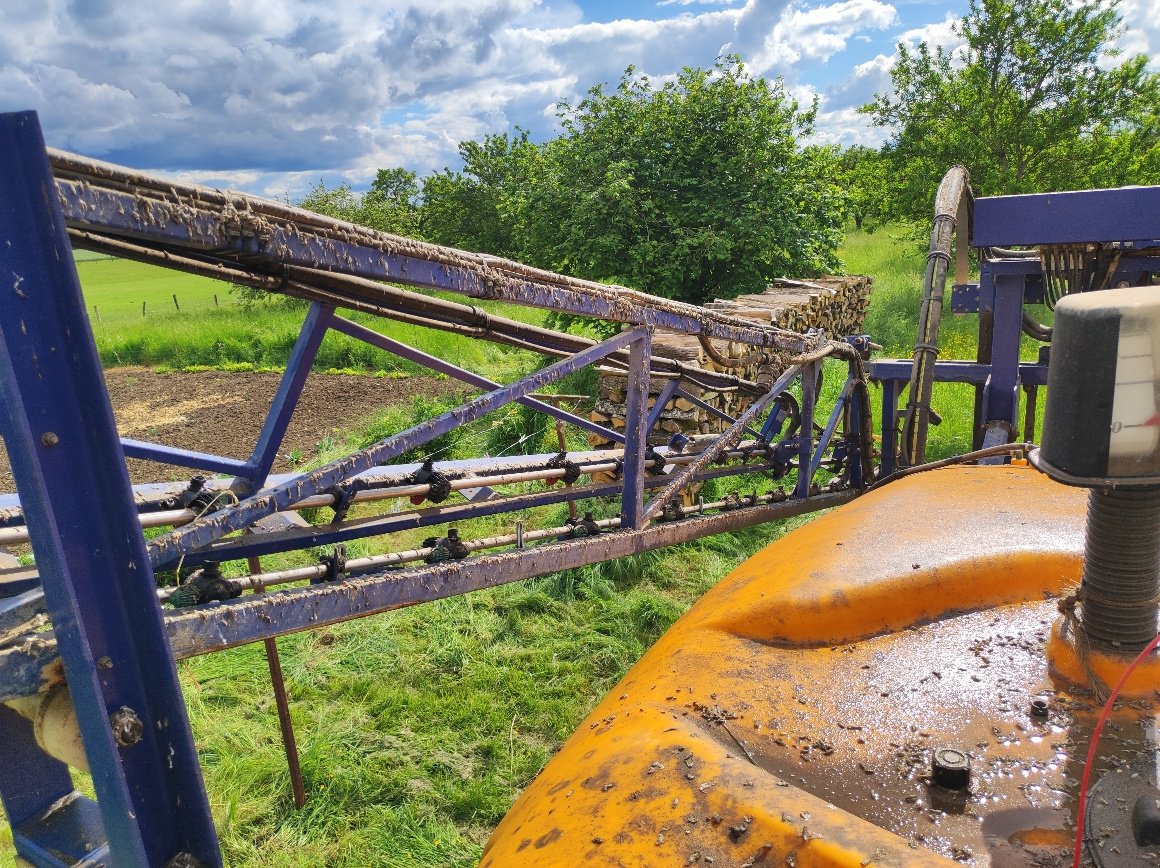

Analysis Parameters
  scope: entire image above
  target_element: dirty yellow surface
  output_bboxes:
[483,466,1102,867]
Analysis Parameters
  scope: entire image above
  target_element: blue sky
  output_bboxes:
[1,0,1155,199]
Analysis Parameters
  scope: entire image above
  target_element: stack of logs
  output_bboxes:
[589,275,872,448]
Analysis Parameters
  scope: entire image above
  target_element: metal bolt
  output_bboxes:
[40,432,58,447]
[97,656,113,670]
[931,747,971,790]
[165,853,208,868]
[1030,697,1050,719]
[110,706,144,747]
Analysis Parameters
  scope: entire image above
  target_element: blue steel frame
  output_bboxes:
[872,185,1160,478]
[0,111,870,865]
[0,113,220,867]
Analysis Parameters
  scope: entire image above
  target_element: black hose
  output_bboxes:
[1021,311,1052,342]
[898,166,974,467]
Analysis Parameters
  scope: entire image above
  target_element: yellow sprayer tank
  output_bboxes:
[483,464,1160,866]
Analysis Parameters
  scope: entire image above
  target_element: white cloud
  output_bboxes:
[658,0,742,6]
[1115,0,1160,69]
[3,0,1153,200]
[897,12,960,52]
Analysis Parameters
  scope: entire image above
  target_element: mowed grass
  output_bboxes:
[75,255,550,380]
[180,522,806,867]
[1,232,1013,866]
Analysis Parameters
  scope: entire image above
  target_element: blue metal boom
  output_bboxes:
[0,111,871,866]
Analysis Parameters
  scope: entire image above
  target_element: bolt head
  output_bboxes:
[1030,697,1050,719]
[40,432,59,447]
[931,747,971,790]
[110,707,144,747]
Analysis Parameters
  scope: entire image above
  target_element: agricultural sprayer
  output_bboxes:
[0,109,1157,866]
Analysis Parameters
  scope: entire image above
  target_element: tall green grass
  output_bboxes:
[180,519,801,867]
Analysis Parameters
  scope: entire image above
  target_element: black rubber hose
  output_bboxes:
[1021,311,1052,342]
[898,166,974,467]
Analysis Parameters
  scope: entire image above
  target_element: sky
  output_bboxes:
[1,0,1156,199]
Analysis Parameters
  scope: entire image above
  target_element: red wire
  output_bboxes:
[1072,632,1160,868]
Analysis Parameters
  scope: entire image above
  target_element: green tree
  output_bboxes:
[421,131,537,257]
[422,57,842,307]
[363,167,422,237]
[297,168,422,237]
[515,58,841,305]
[864,0,1159,221]
[836,145,890,231]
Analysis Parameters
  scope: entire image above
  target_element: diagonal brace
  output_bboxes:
[148,328,645,568]
[641,366,802,524]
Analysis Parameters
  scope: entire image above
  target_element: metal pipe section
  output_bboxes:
[161,488,804,601]
[147,329,644,568]
[1080,487,1160,651]
[49,149,843,358]
[642,366,802,523]
[0,443,784,547]
[66,228,768,398]
[899,166,974,467]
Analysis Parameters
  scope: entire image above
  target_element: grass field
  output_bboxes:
[1,230,1019,865]
[75,255,548,380]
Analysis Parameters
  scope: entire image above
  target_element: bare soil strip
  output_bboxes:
[0,367,462,492]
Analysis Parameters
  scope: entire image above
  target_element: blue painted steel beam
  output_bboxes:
[673,387,763,441]
[161,489,857,659]
[973,186,1160,247]
[118,299,330,484]
[642,365,802,523]
[645,379,680,435]
[245,302,336,485]
[158,459,780,568]
[120,438,253,477]
[811,376,853,478]
[0,705,109,868]
[148,328,644,568]
[52,174,813,353]
[620,331,652,529]
[329,314,624,444]
[869,360,1050,387]
[0,111,220,867]
[795,362,817,499]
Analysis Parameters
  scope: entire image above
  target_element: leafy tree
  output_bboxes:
[864,0,1159,221]
[515,58,841,305]
[422,57,842,307]
[421,131,537,257]
[297,169,422,236]
[363,167,422,237]
[836,145,889,231]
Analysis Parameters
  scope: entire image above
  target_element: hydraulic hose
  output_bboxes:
[847,356,876,485]
[898,166,974,467]
[1021,311,1052,342]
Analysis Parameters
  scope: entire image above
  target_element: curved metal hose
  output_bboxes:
[898,166,974,467]
[1021,311,1052,342]
[698,334,766,369]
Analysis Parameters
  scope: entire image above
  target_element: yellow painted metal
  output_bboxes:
[1047,619,1160,698]
[483,466,1095,866]
[5,686,89,774]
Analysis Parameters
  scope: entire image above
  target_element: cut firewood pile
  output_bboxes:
[589,275,872,449]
